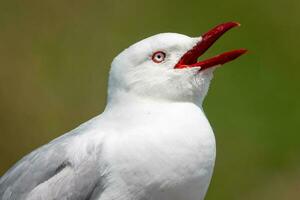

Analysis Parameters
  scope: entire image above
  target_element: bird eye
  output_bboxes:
[152,51,166,63]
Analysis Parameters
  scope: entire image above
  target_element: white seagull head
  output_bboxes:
[108,22,247,105]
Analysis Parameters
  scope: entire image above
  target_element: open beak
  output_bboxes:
[174,22,247,71]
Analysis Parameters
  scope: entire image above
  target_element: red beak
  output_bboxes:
[174,22,247,71]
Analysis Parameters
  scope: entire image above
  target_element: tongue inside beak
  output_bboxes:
[174,22,247,71]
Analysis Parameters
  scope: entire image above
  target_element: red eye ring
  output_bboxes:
[152,51,166,63]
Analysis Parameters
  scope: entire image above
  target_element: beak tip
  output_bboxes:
[233,22,241,27]
[240,49,248,55]
[228,21,241,29]
[232,49,248,60]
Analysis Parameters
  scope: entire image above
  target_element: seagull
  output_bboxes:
[0,22,246,200]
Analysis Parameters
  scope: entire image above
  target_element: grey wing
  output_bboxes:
[0,134,104,200]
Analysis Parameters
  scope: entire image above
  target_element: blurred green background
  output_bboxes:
[0,0,299,199]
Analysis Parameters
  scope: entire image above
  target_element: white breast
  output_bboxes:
[99,100,216,200]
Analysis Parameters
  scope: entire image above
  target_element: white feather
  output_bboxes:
[0,33,216,200]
